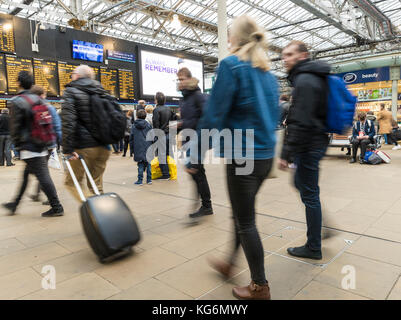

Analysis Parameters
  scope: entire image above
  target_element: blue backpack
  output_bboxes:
[326,76,357,134]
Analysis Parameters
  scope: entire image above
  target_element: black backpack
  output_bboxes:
[88,94,126,144]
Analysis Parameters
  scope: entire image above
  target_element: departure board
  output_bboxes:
[100,67,118,98]
[0,55,7,94]
[0,99,6,109]
[0,16,15,54]
[92,66,99,81]
[33,59,58,97]
[58,61,78,96]
[118,69,134,100]
[6,55,33,95]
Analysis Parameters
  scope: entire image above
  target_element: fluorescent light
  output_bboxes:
[3,23,12,32]
[170,14,181,30]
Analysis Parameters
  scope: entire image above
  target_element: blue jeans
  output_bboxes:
[294,146,327,251]
[137,161,151,183]
[112,139,124,152]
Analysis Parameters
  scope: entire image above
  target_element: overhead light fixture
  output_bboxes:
[170,14,181,30]
[3,23,12,32]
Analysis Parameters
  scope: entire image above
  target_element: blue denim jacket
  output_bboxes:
[197,55,279,160]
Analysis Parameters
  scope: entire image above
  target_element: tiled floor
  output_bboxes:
[1,146,401,300]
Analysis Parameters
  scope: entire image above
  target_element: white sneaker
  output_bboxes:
[392,145,401,150]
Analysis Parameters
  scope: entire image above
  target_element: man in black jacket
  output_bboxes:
[62,65,111,201]
[175,68,212,218]
[0,108,13,166]
[152,92,176,180]
[279,41,330,260]
[2,71,63,217]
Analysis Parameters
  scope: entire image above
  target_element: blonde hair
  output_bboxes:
[229,15,270,71]
[145,105,154,114]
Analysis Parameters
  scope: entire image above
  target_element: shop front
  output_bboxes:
[336,67,401,121]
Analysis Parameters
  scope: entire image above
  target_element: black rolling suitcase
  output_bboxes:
[64,156,141,263]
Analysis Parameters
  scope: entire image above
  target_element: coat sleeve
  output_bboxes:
[368,122,376,138]
[152,108,160,129]
[61,88,78,154]
[49,105,62,144]
[10,97,29,149]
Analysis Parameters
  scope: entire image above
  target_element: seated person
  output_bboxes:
[389,119,401,150]
[350,112,376,164]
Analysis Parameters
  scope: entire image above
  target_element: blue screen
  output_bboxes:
[72,40,103,63]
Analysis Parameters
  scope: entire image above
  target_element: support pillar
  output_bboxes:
[217,0,228,62]
[390,66,400,120]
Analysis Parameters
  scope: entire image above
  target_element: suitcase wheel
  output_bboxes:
[99,247,133,264]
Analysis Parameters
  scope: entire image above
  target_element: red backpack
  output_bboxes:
[21,95,56,147]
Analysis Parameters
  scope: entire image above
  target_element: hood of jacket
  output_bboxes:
[134,119,149,130]
[181,78,201,97]
[66,77,106,95]
[288,59,331,84]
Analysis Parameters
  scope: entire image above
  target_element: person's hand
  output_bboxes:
[364,135,370,140]
[65,152,79,161]
[185,167,198,175]
[278,158,288,171]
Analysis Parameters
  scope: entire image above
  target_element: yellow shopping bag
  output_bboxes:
[167,156,177,180]
[151,156,177,180]
[151,157,163,180]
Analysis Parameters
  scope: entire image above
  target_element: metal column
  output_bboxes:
[390,66,400,120]
[217,0,228,62]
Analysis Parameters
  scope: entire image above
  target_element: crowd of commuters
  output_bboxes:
[2,13,401,301]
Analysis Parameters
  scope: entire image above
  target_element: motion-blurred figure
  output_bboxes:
[279,41,330,260]
[196,15,279,300]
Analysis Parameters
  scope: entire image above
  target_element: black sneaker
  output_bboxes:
[189,206,214,219]
[41,206,64,217]
[6,163,15,167]
[156,176,170,181]
[287,245,322,260]
[349,158,356,164]
[2,202,17,215]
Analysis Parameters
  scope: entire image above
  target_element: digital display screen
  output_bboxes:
[33,59,58,97]
[107,50,135,63]
[58,61,78,96]
[100,66,118,98]
[118,69,134,100]
[0,99,6,109]
[140,50,203,97]
[0,16,15,54]
[0,55,7,94]
[6,55,33,95]
[72,40,103,63]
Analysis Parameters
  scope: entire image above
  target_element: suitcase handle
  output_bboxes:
[63,155,100,202]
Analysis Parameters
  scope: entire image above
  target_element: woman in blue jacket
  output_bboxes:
[196,15,279,300]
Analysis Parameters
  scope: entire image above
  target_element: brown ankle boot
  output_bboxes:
[208,258,234,279]
[232,281,271,300]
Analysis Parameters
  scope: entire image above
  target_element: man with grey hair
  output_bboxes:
[0,108,14,167]
[61,64,112,201]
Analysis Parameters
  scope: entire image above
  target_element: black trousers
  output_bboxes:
[14,156,61,209]
[351,138,372,160]
[190,164,212,208]
[226,159,272,285]
[123,136,130,156]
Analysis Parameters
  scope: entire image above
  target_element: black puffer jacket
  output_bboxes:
[281,59,330,160]
[61,77,109,154]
